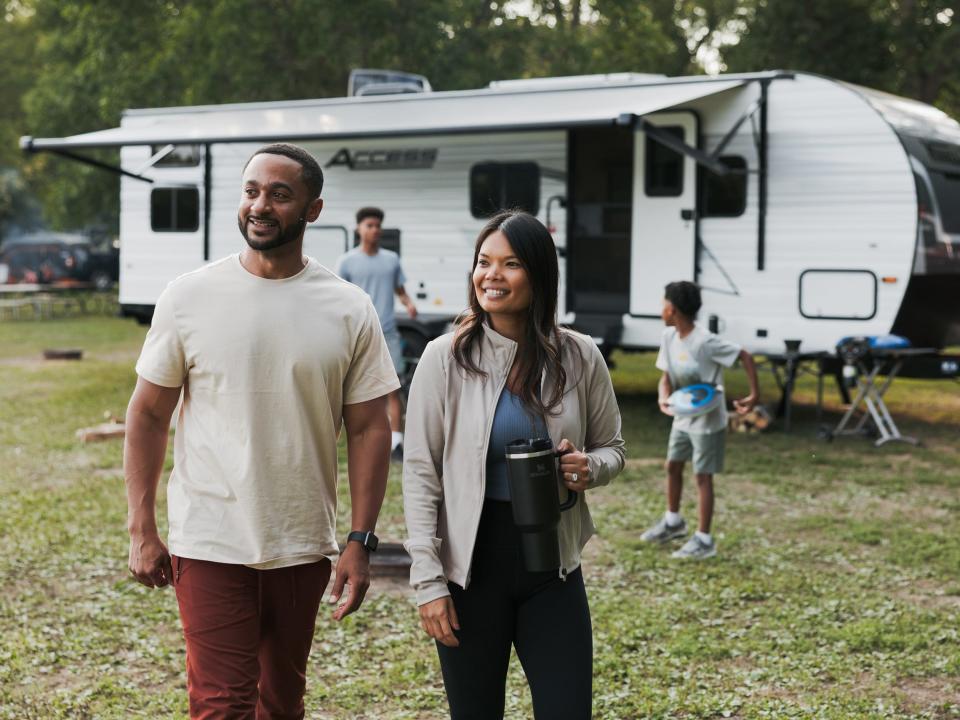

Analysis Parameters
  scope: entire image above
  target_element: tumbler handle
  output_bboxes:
[556,447,579,511]
[559,488,578,511]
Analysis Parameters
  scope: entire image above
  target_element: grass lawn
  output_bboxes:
[0,315,958,719]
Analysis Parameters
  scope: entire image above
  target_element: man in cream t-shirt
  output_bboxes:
[124,143,399,717]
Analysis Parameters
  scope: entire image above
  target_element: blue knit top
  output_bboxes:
[485,389,549,501]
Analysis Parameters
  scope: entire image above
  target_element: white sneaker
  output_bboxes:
[640,517,688,543]
[671,535,717,560]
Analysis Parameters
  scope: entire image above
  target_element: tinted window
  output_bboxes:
[702,155,747,217]
[151,144,202,167]
[644,126,684,197]
[470,162,540,218]
[151,187,200,232]
[929,170,960,234]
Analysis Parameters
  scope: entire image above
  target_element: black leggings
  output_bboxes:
[437,499,593,720]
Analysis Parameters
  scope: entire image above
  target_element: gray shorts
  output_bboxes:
[383,328,405,375]
[667,427,726,475]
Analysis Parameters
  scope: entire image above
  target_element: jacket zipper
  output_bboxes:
[463,342,516,588]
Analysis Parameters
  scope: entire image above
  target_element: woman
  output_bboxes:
[402,210,625,719]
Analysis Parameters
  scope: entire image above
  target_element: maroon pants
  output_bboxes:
[171,555,332,720]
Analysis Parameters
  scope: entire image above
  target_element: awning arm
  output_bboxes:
[710,99,761,160]
[616,114,730,176]
[19,136,154,184]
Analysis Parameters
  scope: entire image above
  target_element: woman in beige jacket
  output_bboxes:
[403,210,625,719]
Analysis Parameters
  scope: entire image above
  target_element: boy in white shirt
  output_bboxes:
[641,281,760,559]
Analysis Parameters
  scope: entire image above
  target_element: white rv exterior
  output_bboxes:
[22,71,960,357]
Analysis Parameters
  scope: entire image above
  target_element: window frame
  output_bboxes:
[150,144,202,168]
[150,186,201,233]
[643,126,685,198]
[700,155,748,218]
[469,161,541,219]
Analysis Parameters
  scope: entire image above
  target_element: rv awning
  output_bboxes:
[21,77,748,151]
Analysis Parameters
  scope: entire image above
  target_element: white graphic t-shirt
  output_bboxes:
[655,324,741,434]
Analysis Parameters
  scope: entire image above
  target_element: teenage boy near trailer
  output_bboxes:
[336,207,418,462]
[640,281,760,559]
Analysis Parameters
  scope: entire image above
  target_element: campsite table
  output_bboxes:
[825,347,936,447]
[766,351,830,433]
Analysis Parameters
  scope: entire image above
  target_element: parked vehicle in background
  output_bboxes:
[0,232,119,288]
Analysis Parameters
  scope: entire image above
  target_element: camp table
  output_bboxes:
[825,347,936,447]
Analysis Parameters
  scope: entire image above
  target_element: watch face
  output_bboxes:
[350,531,378,551]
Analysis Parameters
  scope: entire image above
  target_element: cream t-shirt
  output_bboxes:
[135,254,400,568]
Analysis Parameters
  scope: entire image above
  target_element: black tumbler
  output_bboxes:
[505,437,578,572]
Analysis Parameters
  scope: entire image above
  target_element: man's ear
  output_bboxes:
[306,197,324,222]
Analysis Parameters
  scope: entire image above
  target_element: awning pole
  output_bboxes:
[757,79,770,271]
[20,139,155,184]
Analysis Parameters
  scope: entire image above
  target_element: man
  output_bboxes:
[336,207,417,462]
[124,143,398,718]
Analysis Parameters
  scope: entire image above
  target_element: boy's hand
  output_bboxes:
[658,397,674,416]
[733,394,758,414]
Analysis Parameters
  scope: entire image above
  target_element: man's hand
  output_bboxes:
[329,541,371,621]
[733,394,759,414]
[418,596,460,647]
[128,530,173,588]
[658,397,675,416]
[405,300,418,319]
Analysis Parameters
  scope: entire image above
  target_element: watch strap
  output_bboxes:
[347,530,379,552]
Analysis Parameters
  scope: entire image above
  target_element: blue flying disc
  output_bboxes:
[667,383,724,417]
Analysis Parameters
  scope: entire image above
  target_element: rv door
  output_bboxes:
[630,112,698,316]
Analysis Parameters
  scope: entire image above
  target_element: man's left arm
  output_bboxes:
[330,394,391,620]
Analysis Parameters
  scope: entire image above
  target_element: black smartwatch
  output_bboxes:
[346,530,379,552]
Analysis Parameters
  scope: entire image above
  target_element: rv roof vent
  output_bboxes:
[487,73,666,92]
[349,69,432,97]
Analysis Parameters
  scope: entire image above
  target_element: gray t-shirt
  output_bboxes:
[335,248,406,334]
[656,324,741,433]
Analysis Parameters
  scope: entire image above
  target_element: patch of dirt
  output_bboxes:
[894,677,960,716]
[891,578,960,611]
[625,457,665,470]
[369,571,414,597]
[92,467,124,479]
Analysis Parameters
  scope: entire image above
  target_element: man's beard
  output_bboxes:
[238,213,306,251]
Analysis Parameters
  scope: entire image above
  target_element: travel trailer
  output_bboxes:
[21,70,960,369]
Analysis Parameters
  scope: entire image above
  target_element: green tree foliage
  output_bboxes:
[722,0,960,116]
[4,0,959,231]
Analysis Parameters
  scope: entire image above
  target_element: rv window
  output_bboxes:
[151,145,202,167]
[151,187,200,232]
[928,170,960,234]
[470,162,540,218]
[644,127,684,197]
[701,155,747,217]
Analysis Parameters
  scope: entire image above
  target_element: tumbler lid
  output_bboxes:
[505,437,555,459]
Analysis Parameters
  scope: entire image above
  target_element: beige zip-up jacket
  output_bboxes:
[402,323,626,606]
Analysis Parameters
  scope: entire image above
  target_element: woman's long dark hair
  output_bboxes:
[452,210,574,416]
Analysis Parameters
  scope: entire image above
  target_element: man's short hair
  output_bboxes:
[245,143,324,199]
[356,207,384,225]
[664,280,702,319]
